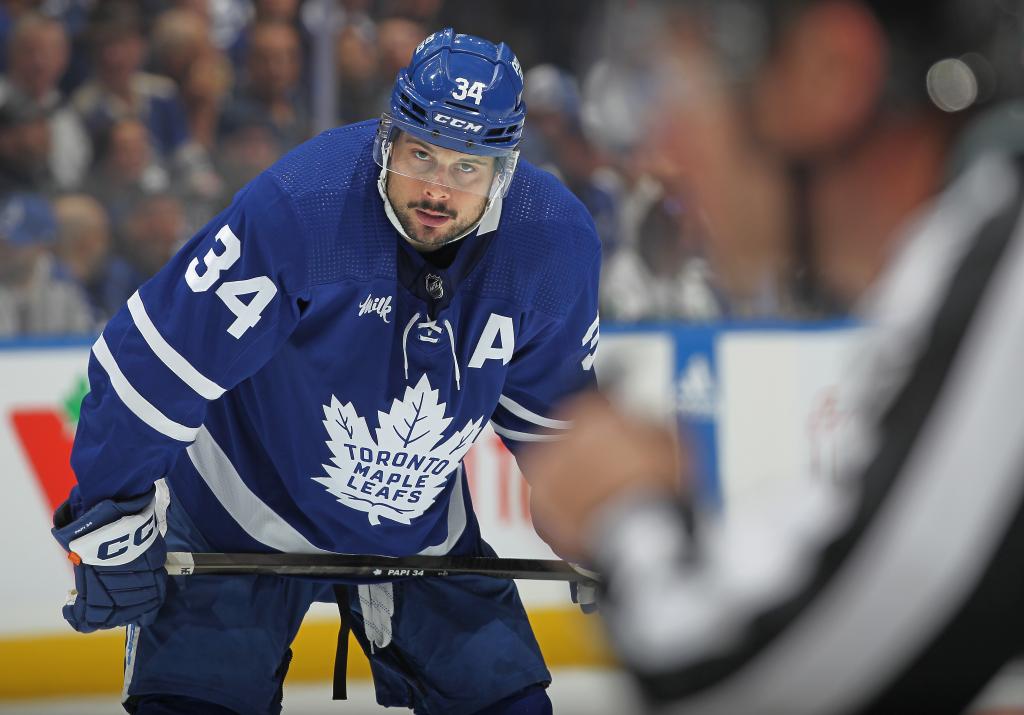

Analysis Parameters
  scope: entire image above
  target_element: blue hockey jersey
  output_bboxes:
[70,120,601,558]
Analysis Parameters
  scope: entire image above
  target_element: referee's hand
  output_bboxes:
[524,393,684,562]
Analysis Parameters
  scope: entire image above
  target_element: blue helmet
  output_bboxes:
[374,28,526,213]
[390,28,526,155]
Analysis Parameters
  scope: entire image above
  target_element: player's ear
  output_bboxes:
[753,0,886,156]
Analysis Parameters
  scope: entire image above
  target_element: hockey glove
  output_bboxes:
[51,484,169,633]
[569,563,600,614]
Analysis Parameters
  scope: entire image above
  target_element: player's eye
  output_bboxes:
[453,163,476,174]
[413,149,431,161]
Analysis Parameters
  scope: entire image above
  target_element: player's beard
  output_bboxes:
[393,198,486,252]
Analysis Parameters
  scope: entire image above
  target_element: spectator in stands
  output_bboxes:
[219,20,308,149]
[180,44,234,155]
[53,194,118,322]
[72,0,219,202]
[150,7,234,155]
[372,17,427,108]
[522,64,621,257]
[87,117,169,229]
[0,193,94,335]
[336,0,376,40]
[48,1,97,98]
[554,125,621,256]
[0,91,54,194]
[168,0,247,68]
[380,0,443,25]
[377,17,426,77]
[149,7,212,92]
[0,0,34,75]
[254,0,302,24]
[215,113,283,201]
[520,64,582,174]
[72,1,190,159]
[218,0,313,86]
[596,139,664,259]
[335,21,380,125]
[600,194,724,321]
[109,191,187,297]
[578,56,665,254]
[0,13,90,189]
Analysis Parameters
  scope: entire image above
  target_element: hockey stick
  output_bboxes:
[165,552,600,585]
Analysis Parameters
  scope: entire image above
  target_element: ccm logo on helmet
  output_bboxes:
[433,114,483,133]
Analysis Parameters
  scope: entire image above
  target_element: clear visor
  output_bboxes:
[374,113,519,201]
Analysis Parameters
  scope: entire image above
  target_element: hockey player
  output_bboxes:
[50,28,601,715]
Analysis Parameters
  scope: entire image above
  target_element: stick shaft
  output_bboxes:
[165,552,598,584]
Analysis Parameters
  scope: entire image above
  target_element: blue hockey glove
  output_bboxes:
[569,564,600,614]
[51,484,169,633]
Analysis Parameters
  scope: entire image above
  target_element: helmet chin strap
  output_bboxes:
[376,144,498,249]
[377,166,415,243]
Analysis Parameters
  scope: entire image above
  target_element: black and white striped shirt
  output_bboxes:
[594,152,1024,715]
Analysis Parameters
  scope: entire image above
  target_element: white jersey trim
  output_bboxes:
[498,394,572,430]
[93,335,200,443]
[121,623,141,703]
[127,291,227,401]
[418,463,468,556]
[187,426,331,554]
[491,421,565,443]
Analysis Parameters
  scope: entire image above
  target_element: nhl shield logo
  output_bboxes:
[425,273,444,299]
[313,374,484,526]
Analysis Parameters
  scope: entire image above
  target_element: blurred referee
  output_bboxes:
[526,1,1024,713]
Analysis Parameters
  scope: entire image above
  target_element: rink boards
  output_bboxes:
[0,322,861,698]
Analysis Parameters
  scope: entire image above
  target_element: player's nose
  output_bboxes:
[423,180,450,200]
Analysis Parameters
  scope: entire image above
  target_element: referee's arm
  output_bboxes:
[594,156,1024,715]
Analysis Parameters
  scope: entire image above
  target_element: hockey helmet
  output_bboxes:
[374,28,526,203]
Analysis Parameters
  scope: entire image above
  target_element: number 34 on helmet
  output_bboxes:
[374,28,527,207]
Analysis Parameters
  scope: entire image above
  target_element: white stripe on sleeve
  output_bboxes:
[498,394,572,430]
[127,291,226,401]
[491,421,565,443]
[92,335,200,443]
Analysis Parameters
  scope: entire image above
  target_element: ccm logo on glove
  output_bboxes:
[68,501,160,565]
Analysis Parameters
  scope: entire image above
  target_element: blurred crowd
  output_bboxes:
[0,0,827,338]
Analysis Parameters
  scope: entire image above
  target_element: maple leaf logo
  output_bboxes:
[313,374,484,526]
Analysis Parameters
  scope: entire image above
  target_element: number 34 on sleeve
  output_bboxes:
[184,224,278,339]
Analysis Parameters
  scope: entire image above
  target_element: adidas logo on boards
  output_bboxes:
[677,354,717,420]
